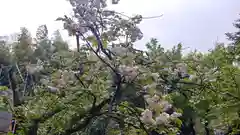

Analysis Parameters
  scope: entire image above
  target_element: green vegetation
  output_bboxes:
[0,0,239,135]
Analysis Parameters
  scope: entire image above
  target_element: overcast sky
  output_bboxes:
[0,0,239,52]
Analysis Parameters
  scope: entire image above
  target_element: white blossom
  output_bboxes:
[156,112,170,125]
[57,77,67,88]
[140,109,156,125]
[78,26,88,34]
[119,65,138,81]
[176,63,187,74]
[151,73,159,81]
[152,94,160,101]
[88,53,99,61]
[47,86,59,93]
[94,0,101,8]
[40,78,49,85]
[143,85,148,91]
[143,94,151,99]
[189,74,196,80]
[76,0,88,5]
[111,46,128,56]
[170,112,182,118]
[26,64,43,74]
[102,10,115,16]
[146,97,157,108]
[143,83,157,91]
[62,70,75,82]
[159,100,172,112]
[146,95,160,109]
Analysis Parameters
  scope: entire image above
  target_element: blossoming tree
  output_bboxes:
[0,0,239,135]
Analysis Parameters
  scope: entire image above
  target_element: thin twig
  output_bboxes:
[80,33,116,72]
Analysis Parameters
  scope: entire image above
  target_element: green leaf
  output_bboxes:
[195,99,209,111]
[0,86,8,91]
[0,104,8,111]
[87,36,108,48]
[102,38,108,48]
[87,36,98,47]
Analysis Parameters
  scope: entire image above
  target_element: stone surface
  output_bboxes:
[0,111,12,133]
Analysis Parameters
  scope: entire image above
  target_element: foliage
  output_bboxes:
[0,0,239,135]
[226,14,240,45]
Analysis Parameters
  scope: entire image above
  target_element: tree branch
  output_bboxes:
[59,98,110,135]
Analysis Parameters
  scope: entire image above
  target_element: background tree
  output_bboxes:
[226,14,240,45]
[0,1,239,135]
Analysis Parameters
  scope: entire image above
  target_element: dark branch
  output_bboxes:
[59,98,110,135]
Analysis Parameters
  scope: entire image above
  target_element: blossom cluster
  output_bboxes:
[59,0,143,43]
[119,65,138,82]
[141,94,182,126]
[25,60,44,74]
[40,69,76,93]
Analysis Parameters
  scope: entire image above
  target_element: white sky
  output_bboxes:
[0,0,239,52]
